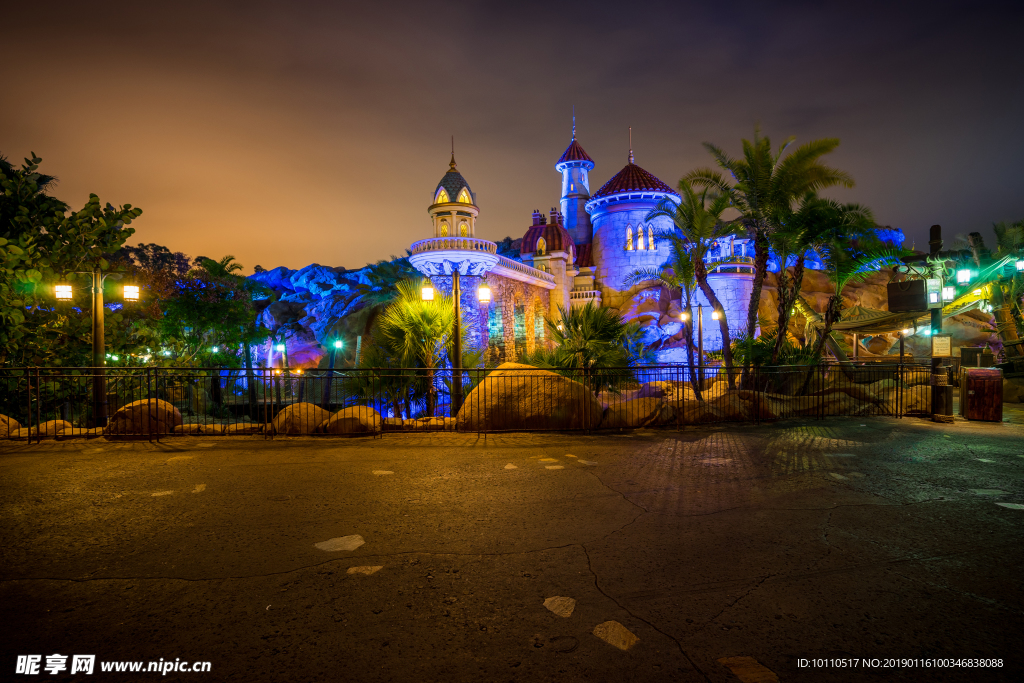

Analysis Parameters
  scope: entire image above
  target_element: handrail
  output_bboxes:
[410,237,498,255]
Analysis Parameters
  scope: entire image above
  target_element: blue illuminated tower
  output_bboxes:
[555,117,595,247]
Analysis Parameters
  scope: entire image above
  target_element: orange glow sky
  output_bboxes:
[4,1,1023,273]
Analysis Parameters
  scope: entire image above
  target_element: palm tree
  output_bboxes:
[342,255,418,338]
[770,196,875,365]
[624,233,703,399]
[535,302,650,395]
[198,255,244,277]
[686,128,854,384]
[645,180,740,387]
[377,278,462,416]
[991,220,1024,358]
[798,236,904,393]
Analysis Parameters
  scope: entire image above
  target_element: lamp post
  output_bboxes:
[697,303,704,386]
[322,339,342,409]
[452,270,462,415]
[53,268,136,427]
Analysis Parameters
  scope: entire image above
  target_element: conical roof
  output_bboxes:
[557,138,594,164]
[434,155,473,203]
[590,162,675,200]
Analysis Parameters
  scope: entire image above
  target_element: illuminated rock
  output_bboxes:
[104,400,182,436]
[271,402,330,435]
[456,363,603,431]
[0,414,21,438]
[318,406,382,435]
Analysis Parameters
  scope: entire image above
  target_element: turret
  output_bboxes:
[555,123,595,247]
[429,153,479,238]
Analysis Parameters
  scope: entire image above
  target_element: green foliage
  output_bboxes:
[1,154,142,366]
[519,302,651,394]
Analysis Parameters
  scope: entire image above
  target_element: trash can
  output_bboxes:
[959,368,1003,421]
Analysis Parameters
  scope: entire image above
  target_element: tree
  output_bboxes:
[687,129,854,384]
[769,196,874,365]
[377,278,462,416]
[991,220,1024,356]
[1,154,142,366]
[645,180,741,387]
[523,302,651,395]
[624,231,703,399]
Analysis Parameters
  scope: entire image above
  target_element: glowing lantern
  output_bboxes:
[941,286,955,301]
[123,284,140,302]
[477,284,491,303]
[333,340,343,349]
[711,310,722,320]
[275,343,285,352]
[956,269,971,284]
[421,284,435,301]
[55,280,73,301]
[679,311,690,322]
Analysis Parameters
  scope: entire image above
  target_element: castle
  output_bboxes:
[408,129,756,364]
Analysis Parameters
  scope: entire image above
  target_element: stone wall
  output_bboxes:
[591,205,676,308]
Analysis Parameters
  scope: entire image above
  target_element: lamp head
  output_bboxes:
[275,343,285,352]
[123,284,140,302]
[679,312,689,322]
[421,284,435,301]
[333,340,343,349]
[711,310,721,320]
[55,281,73,301]
[477,284,491,303]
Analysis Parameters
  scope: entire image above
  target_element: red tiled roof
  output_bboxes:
[521,222,574,256]
[574,243,593,268]
[590,162,675,200]
[557,139,594,164]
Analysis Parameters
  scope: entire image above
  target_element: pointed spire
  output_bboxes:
[449,135,456,169]
[628,127,634,164]
[572,106,576,141]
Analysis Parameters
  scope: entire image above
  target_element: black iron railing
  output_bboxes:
[0,362,937,441]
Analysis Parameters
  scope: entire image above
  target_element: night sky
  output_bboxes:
[4,1,1023,273]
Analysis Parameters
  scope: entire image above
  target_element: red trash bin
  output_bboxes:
[959,368,1003,421]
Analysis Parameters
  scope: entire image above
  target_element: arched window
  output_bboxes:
[440,222,449,237]
[457,188,471,203]
[436,189,449,204]
[648,226,655,250]
[536,237,547,256]
[626,225,633,251]
[460,223,468,237]
[636,225,646,250]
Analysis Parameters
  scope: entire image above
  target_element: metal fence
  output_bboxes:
[0,362,939,441]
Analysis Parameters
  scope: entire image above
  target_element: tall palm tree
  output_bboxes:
[798,238,904,393]
[770,196,874,365]
[646,180,741,387]
[686,128,854,383]
[991,220,1024,358]
[625,233,702,399]
[198,254,244,277]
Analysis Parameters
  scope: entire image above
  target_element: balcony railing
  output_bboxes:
[410,237,497,255]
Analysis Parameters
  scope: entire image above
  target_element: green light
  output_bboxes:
[111,355,120,361]
[333,340,343,349]
[211,346,219,353]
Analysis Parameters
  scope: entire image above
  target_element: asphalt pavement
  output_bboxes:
[2,410,1023,682]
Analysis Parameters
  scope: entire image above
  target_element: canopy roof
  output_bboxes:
[806,302,983,334]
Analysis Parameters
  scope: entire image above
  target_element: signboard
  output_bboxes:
[931,334,952,357]
[926,278,942,309]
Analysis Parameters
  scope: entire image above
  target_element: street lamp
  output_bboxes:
[711,309,722,320]
[51,269,138,427]
[421,284,435,301]
[477,283,491,303]
[322,338,344,409]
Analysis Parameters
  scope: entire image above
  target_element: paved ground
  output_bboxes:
[2,410,1023,682]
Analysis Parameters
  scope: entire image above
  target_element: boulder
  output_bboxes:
[290,264,348,297]
[271,403,331,435]
[673,399,717,424]
[708,392,748,420]
[456,363,603,431]
[248,266,296,292]
[407,416,446,431]
[636,381,672,399]
[1004,378,1024,404]
[226,422,263,435]
[104,400,183,436]
[603,398,664,429]
[318,406,382,435]
[383,417,405,431]
[1,414,22,438]
[11,420,74,439]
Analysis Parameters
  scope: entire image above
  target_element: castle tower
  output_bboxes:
[585,143,680,309]
[428,153,479,238]
[555,121,595,247]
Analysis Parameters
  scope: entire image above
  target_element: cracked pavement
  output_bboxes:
[2,412,1023,682]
